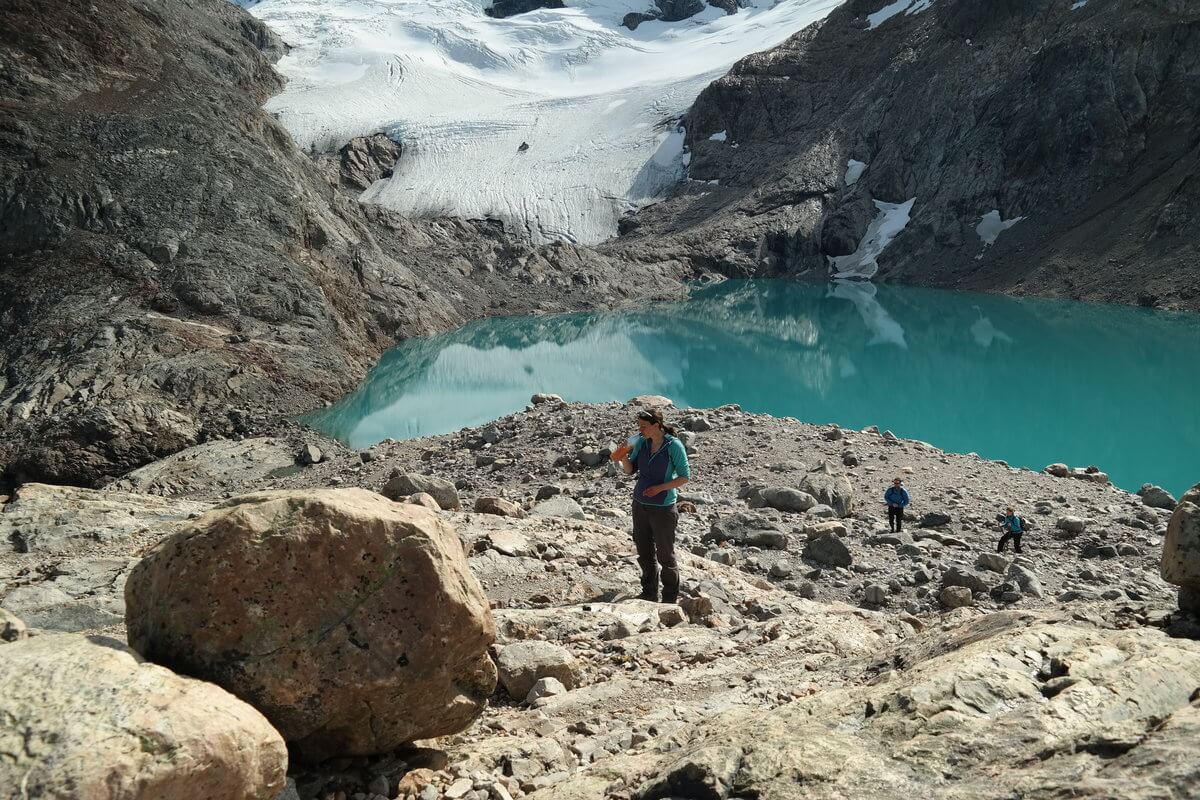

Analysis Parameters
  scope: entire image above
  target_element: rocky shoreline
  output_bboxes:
[2,396,1198,798]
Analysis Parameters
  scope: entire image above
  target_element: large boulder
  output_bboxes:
[705,513,788,550]
[125,489,496,761]
[942,564,994,595]
[0,634,286,799]
[1139,483,1178,511]
[799,466,855,518]
[758,487,817,513]
[381,471,462,510]
[1161,483,1200,607]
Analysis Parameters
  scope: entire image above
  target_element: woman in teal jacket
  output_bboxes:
[610,407,690,603]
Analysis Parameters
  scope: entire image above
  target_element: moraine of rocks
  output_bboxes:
[3,397,1197,798]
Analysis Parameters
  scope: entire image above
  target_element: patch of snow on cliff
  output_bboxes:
[1070,0,1087,9]
[709,130,728,142]
[829,198,916,280]
[243,0,843,245]
[845,159,866,186]
[975,209,1025,258]
[867,0,935,30]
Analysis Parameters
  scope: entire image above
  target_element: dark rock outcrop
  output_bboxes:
[608,0,1200,310]
[624,0,744,30]
[0,0,686,488]
[484,0,565,19]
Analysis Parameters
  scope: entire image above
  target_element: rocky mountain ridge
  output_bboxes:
[608,0,1200,310]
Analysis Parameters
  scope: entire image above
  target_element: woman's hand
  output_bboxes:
[610,443,632,462]
[643,484,666,497]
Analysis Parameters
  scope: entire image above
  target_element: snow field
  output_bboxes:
[242,0,841,244]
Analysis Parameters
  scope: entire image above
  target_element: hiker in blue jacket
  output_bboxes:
[610,407,690,603]
[997,507,1025,553]
[884,477,910,532]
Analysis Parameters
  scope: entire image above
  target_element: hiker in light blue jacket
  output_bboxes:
[610,407,690,603]
[884,477,910,532]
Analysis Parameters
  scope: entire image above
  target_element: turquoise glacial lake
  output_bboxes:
[308,280,1200,496]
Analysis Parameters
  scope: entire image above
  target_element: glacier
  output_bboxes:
[239,0,841,244]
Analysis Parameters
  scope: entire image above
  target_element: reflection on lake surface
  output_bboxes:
[307,280,1200,496]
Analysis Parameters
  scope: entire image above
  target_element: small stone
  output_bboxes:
[1138,484,1177,510]
[707,549,738,566]
[407,492,440,511]
[658,606,687,627]
[474,497,527,518]
[526,677,567,704]
[864,584,887,605]
[446,778,474,799]
[1043,463,1069,478]
[299,444,322,465]
[0,609,28,644]
[769,561,793,578]
[531,393,563,405]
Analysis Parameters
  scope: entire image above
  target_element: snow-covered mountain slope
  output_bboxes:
[240,0,840,244]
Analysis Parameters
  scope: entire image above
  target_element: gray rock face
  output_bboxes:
[382,471,462,510]
[334,133,401,192]
[0,482,211,553]
[0,634,287,800]
[552,615,1200,799]
[607,0,1200,311]
[623,0,740,30]
[111,437,297,496]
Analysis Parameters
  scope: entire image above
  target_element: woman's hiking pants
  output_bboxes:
[998,531,1023,553]
[632,501,679,602]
